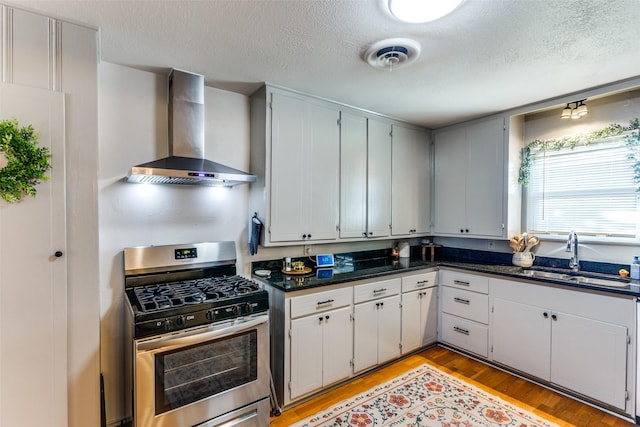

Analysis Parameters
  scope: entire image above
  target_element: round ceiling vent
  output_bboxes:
[364,38,421,71]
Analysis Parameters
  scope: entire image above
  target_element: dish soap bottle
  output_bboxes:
[631,256,640,280]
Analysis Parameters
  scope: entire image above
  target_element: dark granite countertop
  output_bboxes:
[251,247,640,297]
[252,257,438,292]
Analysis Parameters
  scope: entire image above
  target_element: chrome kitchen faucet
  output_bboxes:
[566,231,579,272]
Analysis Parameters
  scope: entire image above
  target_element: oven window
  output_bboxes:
[154,330,257,414]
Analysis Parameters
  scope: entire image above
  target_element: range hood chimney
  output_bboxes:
[127,69,256,186]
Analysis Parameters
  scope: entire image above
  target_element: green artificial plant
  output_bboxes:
[0,118,52,203]
[518,119,640,191]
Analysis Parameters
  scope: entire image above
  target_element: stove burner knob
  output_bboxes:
[205,310,215,321]
[161,319,173,331]
[231,305,241,316]
[176,315,186,326]
[244,302,254,314]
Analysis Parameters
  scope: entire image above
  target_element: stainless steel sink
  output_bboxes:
[520,269,571,280]
[520,268,630,288]
[565,276,630,288]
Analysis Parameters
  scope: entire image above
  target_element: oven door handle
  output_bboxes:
[136,314,269,352]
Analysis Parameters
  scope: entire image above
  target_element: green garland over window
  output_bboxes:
[518,119,640,191]
[0,118,52,203]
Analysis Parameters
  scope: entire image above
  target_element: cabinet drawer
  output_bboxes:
[441,313,488,358]
[401,271,437,293]
[290,287,352,318]
[441,286,489,324]
[354,278,401,304]
[440,270,489,294]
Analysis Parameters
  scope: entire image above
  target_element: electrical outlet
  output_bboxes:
[304,245,312,255]
[487,240,495,250]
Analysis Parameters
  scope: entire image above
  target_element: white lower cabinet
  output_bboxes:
[353,278,402,373]
[491,278,632,412]
[401,272,438,354]
[439,270,489,358]
[289,287,353,400]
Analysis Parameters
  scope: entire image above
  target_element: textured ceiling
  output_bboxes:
[11,0,640,128]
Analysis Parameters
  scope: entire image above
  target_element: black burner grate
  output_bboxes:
[133,275,260,313]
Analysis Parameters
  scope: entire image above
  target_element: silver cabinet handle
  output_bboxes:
[415,280,429,288]
[453,326,470,335]
[454,280,470,286]
[317,299,335,306]
[453,297,470,305]
[373,288,387,294]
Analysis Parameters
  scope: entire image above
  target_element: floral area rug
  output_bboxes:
[291,363,559,427]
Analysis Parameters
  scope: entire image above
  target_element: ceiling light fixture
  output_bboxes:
[388,0,464,23]
[560,99,588,120]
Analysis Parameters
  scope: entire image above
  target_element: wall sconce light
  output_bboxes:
[561,99,588,119]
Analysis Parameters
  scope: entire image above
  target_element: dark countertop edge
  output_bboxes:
[437,262,640,298]
[255,260,640,298]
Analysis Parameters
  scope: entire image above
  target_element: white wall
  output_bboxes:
[98,63,253,424]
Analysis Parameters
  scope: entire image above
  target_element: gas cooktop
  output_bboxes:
[123,241,269,339]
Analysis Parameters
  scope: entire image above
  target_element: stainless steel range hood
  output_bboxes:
[127,69,256,186]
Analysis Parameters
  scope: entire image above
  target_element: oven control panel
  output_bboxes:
[133,294,269,339]
[175,247,198,259]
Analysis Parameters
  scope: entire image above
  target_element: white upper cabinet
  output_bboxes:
[250,87,340,245]
[391,124,431,236]
[433,116,506,238]
[339,112,392,239]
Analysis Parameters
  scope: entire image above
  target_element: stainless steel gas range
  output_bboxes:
[123,241,270,427]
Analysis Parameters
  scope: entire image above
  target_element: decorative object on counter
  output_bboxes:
[398,241,410,258]
[631,256,640,280]
[281,266,312,275]
[0,118,52,203]
[509,233,539,253]
[518,119,640,190]
[291,363,559,427]
[391,246,399,259]
[510,233,539,267]
[512,251,535,268]
[421,240,441,263]
[619,269,629,278]
[292,261,305,272]
[249,213,263,255]
[254,269,271,278]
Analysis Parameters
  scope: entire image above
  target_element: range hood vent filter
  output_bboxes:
[127,69,256,187]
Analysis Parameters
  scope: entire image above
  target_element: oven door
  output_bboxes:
[134,314,269,427]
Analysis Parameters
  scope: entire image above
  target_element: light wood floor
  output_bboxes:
[270,345,636,426]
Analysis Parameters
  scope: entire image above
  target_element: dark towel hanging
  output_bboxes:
[249,213,263,255]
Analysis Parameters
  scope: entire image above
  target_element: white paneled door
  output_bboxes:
[0,83,67,427]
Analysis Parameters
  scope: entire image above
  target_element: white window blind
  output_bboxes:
[526,136,639,240]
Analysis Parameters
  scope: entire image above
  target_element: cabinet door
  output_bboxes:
[367,118,392,237]
[307,103,340,241]
[401,290,422,354]
[353,300,379,373]
[377,295,401,364]
[421,287,438,346]
[270,93,339,243]
[0,84,67,427]
[433,126,467,235]
[270,93,309,242]
[290,314,323,399]
[465,117,504,237]
[551,312,628,410]
[339,111,367,238]
[491,298,550,381]
[322,306,353,385]
[391,124,430,236]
